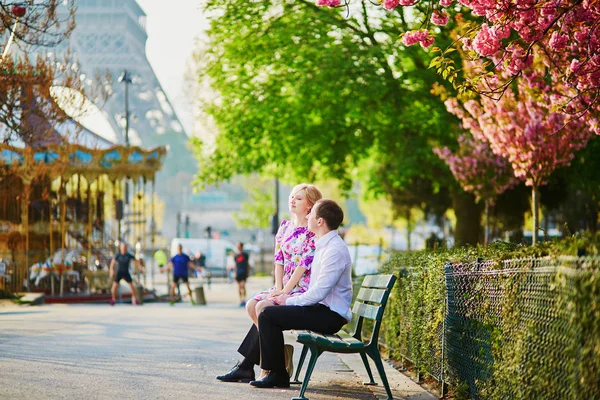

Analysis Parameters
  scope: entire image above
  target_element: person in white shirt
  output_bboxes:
[216,199,352,389]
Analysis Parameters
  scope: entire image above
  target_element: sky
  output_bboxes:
[136,0,209,136]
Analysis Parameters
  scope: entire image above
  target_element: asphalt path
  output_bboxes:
[0,277,435,400]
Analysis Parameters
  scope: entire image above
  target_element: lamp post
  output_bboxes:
[271,177,279,235]
[2,5,27,60]
[118,70,132,146]
[118,70,132,243]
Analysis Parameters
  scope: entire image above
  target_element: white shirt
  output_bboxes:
[286,230,353,322]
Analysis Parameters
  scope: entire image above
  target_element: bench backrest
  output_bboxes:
[351,274,396,346]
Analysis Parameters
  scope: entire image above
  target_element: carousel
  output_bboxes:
[0,141,166,298]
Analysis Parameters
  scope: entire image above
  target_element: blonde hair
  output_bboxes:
[291,183,323,209]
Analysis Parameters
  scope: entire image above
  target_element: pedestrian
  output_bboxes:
[193,251,206,278]
[233,242,251,307]
[163,244,201,305]
[109,242,143,306]
[216,199,352,388]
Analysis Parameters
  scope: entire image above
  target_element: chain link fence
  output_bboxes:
[382,256,600,399]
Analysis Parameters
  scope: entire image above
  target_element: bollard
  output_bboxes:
[135,284,144,305]
[194,286,206,305]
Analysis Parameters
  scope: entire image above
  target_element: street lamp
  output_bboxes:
[2,5,27,60]
[118,70,133,146]
[271,177,279,235]
[118,70,133,244]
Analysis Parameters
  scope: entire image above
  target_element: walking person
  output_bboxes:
[109,242,143,306]
[163,244,201,305]
[234,242,251,307]
[216,199,352,388]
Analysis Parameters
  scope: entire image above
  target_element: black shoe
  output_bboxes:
[216,362,255,383]
[249,370,290,388]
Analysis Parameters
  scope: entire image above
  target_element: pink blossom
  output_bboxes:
[548,31,569,51]
[402,30,432,47]
[316,0,340,7]
[399,0,418,5]
[431,10,449,26]
[440,0,453,6]
[383,0,399,10]
[472,24,502,57]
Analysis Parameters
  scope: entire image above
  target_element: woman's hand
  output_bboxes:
[272,293,290,305]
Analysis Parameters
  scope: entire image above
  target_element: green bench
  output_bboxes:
[291,274,397,400]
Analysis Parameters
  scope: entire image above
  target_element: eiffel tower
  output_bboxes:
[55,0,187,145]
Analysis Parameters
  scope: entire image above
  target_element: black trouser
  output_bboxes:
[237,304,347,372]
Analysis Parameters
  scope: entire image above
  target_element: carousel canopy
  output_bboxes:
[0,143,166,182]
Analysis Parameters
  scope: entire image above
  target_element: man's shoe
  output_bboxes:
[284,344,294,378]
[190,298,196,306]
[109,299,116,306]
[216,362,255,383]
[249,370,290,388]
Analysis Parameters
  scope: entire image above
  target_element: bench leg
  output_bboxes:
[367,348,394,400]
[291,344,308,384]
[360,352,377,385]
[292,345,321,400]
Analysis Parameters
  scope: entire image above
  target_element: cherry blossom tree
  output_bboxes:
[317,0,600,133]
[434,133,517,244]
[444,75,594,244]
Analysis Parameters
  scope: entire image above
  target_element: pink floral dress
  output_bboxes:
[253,220,316,301]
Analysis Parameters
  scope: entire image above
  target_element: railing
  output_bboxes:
[382,256,600,399]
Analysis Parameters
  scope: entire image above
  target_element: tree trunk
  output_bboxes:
[406,209,412,251]
[484,199,490,246]
[452,190,483,247]
[532,186,539,245]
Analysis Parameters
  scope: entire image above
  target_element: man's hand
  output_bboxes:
[272,293,289,305]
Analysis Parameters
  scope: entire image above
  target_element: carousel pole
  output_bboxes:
[21,177,32,292]
[49,178,54,266]
[141,178,147,286]
[86,178,94,274]
[99,177,104,247]
[112,179,117,243]
[150,178,155,290]
[59,178,67,297]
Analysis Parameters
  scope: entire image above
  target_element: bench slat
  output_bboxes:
[361,274,395,289]
[352,301,383,320]
[356,288,387,304]
[295,330,366,350]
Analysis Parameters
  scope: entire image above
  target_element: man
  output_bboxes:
[234,242,251,307]
[164,244,201,305]
[109,242,143,306]
[216,199,352,388]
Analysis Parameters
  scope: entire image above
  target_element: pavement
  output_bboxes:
[0,277,436,400]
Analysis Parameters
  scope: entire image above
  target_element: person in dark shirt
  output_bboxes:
[164,244,201,305]
[234,242,251,307]
[109,242,143,306]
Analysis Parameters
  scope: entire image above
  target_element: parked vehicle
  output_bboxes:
[170,238,235,278]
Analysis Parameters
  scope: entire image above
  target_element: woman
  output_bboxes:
[245,183,322,326]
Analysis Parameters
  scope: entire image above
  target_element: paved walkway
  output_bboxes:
[0,277,436,400]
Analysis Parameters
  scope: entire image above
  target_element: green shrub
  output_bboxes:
[380,233,600,399]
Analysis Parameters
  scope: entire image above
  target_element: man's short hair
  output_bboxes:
[315,199,344,230]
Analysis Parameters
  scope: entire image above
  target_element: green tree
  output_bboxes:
[191,0,481,245]
[232,177,273,230]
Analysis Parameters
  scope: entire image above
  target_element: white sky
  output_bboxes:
[136,0,209,136]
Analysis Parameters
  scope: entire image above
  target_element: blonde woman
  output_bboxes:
[245,183,322,325]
